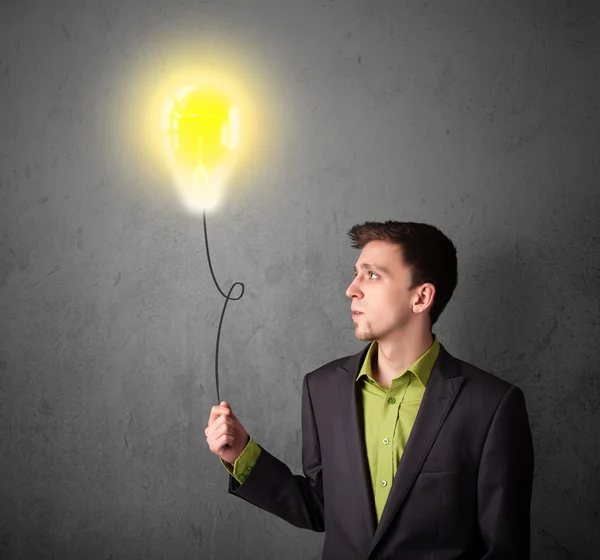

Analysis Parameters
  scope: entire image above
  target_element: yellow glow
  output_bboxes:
[113,41,284,215]
[161,79,242,212]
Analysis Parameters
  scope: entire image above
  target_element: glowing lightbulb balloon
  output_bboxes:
[160,77,246,404]
[162,81,240,212]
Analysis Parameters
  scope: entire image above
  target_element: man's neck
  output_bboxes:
[372,329,434,389]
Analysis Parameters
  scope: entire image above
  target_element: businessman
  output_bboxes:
[206,221,534,559]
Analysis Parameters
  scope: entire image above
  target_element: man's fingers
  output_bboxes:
[217,415,235,430]
[205,417,235,438]
[206,402,244,459]
[217,433,235,448]
[208,404,233,425]
[209,431,235,454]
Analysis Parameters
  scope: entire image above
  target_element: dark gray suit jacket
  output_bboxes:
[227,343,534,559]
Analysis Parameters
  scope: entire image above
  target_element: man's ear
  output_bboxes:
[412,283,436,315]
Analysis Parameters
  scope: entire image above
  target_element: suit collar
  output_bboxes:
[355,337,441,388]
[341,338,459,380]
[335,341,464,550]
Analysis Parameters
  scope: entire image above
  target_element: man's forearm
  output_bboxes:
[227,444,325,532]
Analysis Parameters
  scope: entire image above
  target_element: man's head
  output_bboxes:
[345,221,457,341]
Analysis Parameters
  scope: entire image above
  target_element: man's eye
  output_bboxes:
[369,272,378,279]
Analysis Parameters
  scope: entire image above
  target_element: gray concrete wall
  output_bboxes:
[1,0,599,558]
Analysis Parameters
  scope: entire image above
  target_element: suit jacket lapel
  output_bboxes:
[336,344,378,539]
[369,345,464,553]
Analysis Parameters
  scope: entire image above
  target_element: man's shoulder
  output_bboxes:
[447,349,522,399]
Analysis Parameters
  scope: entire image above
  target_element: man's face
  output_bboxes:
[345,240,419,342]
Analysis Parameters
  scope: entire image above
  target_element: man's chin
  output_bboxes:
[354,330,374,342]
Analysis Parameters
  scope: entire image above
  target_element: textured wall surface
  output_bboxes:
[1,0,599,559]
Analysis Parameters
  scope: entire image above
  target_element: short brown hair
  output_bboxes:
[347,221,457,326]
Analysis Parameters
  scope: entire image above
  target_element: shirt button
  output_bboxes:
[382,438,389,445]
[380,480,387,487]
[388,397,396,404]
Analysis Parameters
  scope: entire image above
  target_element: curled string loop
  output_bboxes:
[203,210,245,403]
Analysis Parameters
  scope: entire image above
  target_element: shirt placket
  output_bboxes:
[374,375,410,507]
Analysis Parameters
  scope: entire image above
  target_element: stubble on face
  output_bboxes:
[355,319,376,341]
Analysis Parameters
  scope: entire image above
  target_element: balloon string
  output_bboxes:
[203,210,245,403]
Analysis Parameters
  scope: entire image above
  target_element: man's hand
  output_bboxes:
[205,401,249,466]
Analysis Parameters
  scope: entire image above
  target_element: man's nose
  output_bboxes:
[346,278,361,299]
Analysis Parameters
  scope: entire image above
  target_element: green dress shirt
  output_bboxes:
[221,337,441,523]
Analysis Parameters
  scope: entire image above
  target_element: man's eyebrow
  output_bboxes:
[354,263,390,274]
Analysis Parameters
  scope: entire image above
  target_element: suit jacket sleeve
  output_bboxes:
[477,385,534,559]
[226,373,325,532]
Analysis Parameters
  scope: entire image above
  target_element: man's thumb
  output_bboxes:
[221,401,238,421]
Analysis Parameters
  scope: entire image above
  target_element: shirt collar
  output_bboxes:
[355,335,440,388]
